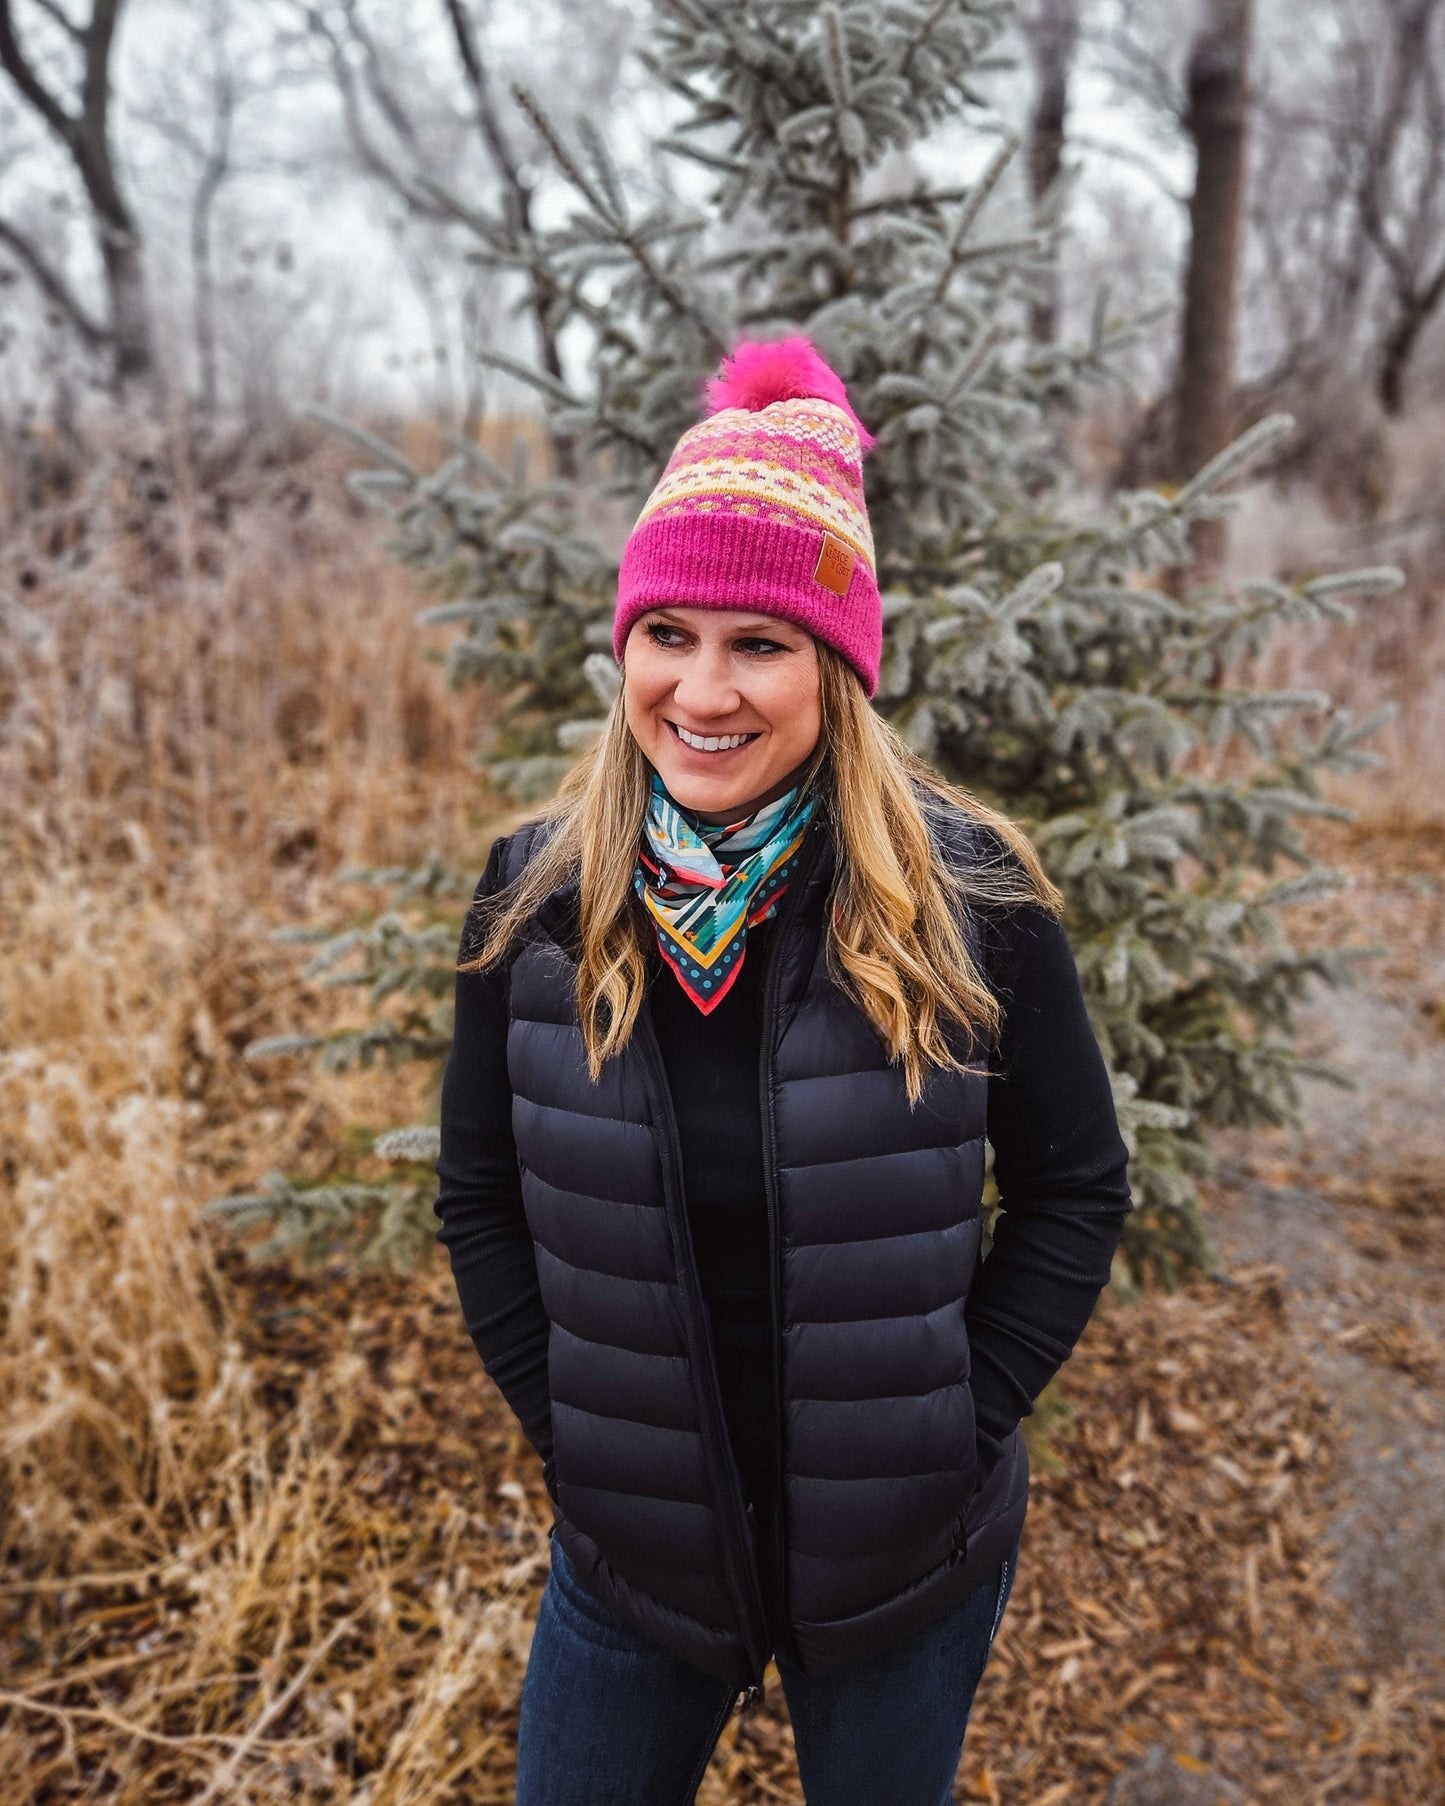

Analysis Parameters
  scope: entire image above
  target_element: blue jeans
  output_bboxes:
[515,1532,1020,1806]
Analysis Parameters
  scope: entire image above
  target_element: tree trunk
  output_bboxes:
[1376,266,1445,417]
[1025,0,1079,344]
[442,0,575,479]
[1172,0,1253,553]
[100,225,153,396]
[76,69,156,400]
[189,32,234,422]
[191,194,219,417]
[0,0,156,401]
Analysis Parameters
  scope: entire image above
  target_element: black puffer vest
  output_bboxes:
[498,791,1029,1696]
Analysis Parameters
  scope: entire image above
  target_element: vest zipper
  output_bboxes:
[733,1681,764,1718]
[633,1008,772,1699]
[757,817,828,1672]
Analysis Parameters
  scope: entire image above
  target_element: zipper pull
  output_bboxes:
[733,1680,765,1717]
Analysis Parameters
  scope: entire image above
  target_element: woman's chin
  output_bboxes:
[658,776,756,816]
[651,752,767,813]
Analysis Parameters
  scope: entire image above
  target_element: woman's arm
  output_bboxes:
[965,903,1133,1473]
[434,833,555,1493]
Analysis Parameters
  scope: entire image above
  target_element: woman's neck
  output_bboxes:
[685,753,821,825]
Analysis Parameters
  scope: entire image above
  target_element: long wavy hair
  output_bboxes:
[459,641,1062,1104]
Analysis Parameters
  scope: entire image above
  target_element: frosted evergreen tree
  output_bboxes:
[207,0,1400,1289]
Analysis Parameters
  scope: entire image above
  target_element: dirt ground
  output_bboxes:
[1209,821,1445,1694]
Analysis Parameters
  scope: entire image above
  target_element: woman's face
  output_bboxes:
[623,606,822,821]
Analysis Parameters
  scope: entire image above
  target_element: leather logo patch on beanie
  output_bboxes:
[813,532,856,598]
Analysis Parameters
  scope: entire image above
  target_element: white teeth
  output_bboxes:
[674,724,754,751]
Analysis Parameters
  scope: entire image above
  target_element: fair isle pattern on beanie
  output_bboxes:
[627,400,876,574]
[613,335,884,696]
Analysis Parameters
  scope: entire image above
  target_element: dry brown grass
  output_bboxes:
[2,431,1443,1802]
[0,426,550,1802]
[0,419,493,895]
[0,908,551,1801]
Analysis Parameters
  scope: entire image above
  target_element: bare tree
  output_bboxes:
[1022,0,1080,343]
[181,4,237,419]
[1172,0,1253,494]
[1230,0,1445,500]
[129,0,286,418]
[0,0,153,395]
[1075,0,1245,491]
[1351,0,1445,415]
[293,0,631,469]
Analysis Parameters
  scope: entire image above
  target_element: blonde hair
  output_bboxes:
[459,642,1062,1104]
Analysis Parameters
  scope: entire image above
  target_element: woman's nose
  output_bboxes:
[672,654,742,720]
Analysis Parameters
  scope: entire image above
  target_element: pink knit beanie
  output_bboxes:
[613,335,882,696]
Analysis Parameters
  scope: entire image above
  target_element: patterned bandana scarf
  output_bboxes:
[634,770,819,1015]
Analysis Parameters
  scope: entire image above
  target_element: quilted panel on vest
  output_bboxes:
[507,936,742,1644]
[773,938,988,1625]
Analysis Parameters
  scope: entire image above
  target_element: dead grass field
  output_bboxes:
[2,426,1442,1803]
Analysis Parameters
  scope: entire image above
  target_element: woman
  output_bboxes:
[434,337,1131,1805]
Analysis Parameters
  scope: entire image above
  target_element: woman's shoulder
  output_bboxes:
[458,815,564,968]
[908,778,1025,879]
[473,813,559,899]
[904,780,1065,994]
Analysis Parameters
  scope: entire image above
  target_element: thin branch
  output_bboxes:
[1354,0,1431,291]
[305,4,449,221]
[31,0,83,41]
[0,214,109,345]
[0,1688,313,1758]
[339,0,426,163]
[510,81,725,360]
[1069,130,1189,205]
[0,0,76,142]
[188,1611,361,1806]
[442,0,532,209]
[441,0,483,93]
[1090,21,1184,125]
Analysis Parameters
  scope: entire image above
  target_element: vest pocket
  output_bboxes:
[958,1370,980,1499]
[947,1511,968,1568]
[942,1378,977,1569]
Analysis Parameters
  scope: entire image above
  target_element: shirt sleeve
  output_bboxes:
[433,832,555,1493]
[964,902,1133,1473]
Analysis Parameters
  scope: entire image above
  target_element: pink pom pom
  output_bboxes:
[703,334,875,452]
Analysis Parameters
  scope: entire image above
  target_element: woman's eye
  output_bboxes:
[643,623,785,655]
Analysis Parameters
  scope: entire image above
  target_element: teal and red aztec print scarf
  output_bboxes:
[634,769,818,1014]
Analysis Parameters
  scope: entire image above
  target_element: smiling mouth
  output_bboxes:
[665,719,762,754]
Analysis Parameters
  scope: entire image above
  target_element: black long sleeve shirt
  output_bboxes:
[647,912,781,1575]
[434,832,1132,1550]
